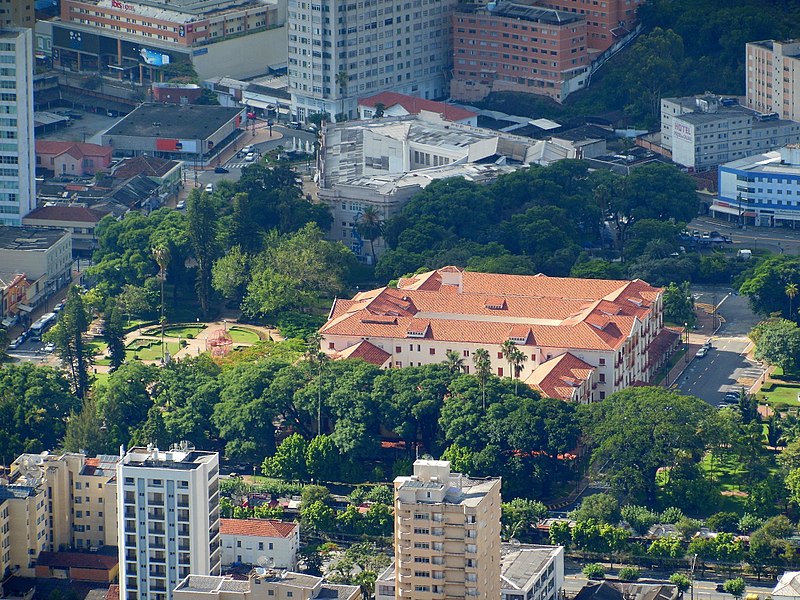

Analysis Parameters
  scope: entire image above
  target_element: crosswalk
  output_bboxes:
[225,162,255,170]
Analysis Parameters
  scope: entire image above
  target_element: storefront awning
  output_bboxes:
[16,304,33,313]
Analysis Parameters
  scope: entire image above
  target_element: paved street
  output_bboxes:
[675,289,765,406]
[691,215,800,255]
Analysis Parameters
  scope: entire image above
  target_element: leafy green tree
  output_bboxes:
[706,512,740,534]
[444,349,465,374]
[0,363,77,458]
[442,443,476,474]
[738,514,764,535]
[750,318,800,373]
[676,516,701,540]
[46,286,92,399]
[582,387,712,504]
[723,578,746,599]
[618,567,640,582]
[301,500,335,532]
[363,503,393,536]
[570,493,620,525]
[187,188,219,316]
[621,505,660,536]
[302,484,332,507]
[117,284,151,323]
[670,574,691,593]
[572,519,605,555]
[502,498,548,540]
[648,536,684,559]
[740,256,800,317]
[472,347,492,409]
[600,524,629,569]
[212,245,250,303]
[104,299,126,371]
[549,520,571,549]
[785,467,800,506]
[663,281,696,326]
[337,504,363,534]
[306,435,338,483]
[263,433,308,481]
[93,361,157,452]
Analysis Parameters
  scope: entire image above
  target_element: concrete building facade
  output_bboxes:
[0,1,35,29]
[287,0,457,122]
[661,94,800,170]
[747,40,800,123]
[393,459,501,600]
[0,485,48,578]
[450,2,589,103]
[220,519,299,570]
[714,145,800,228]
[55,0,287,82]
[501,545,564,600]
[0,27,36,225]
[117,444,222,600]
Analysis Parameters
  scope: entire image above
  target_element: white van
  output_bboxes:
[737,249,752,260]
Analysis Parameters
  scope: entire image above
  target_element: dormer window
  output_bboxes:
[484,296,507,310]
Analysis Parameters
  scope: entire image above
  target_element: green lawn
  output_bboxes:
[87,340,108,356]
[125,339,182,361]
[761,384,800,407]
[229,327,261,344]
[162,325,206,338]
[697,452,749,513]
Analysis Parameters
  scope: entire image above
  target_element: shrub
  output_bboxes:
[618,567,640,582]
[669,574,691,593]
[186,333,194,339]
[583,563,605,580]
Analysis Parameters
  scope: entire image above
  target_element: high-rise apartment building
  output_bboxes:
[0,26,36,225]
[287,0,457,122]
[747,40,800,123]
[0,485,48,578]
[393,459,501,600]
[118,444,222,600]
[0,1,35,28]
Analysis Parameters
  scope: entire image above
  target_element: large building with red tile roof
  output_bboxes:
[320,267,670,402]
[220,519,299,570]
[357,92,478,126]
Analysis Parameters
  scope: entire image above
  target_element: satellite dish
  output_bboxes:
[254,567,266,577]
[258,556,274,568]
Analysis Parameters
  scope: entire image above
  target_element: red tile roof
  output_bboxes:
[220,518,298,539]
[334,340,391,366]
[24,205,110,223]
[524,352,594,401]
[111,155,180,179]
[106,585,120,600]
[321,267,662,352]
[35,140,113,159]
[37,551,118,570]
[359,92,477,123]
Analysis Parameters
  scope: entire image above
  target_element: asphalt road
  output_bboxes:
[676,289,765,406]
[691,215,800,255]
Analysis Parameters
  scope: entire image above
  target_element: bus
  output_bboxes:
[30,312,57,339]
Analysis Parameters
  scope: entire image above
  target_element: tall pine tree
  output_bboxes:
[187,189,218,317]
[46,285,91,399]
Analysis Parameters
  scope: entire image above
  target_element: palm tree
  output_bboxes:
[510,347,528,395]
[501,339,517,379]
[152,245,170,361]
[355,206,383,266]
[472,347,491,410]
[787,282,798,319]
[305,332,328,435]
[335,70,349,120]
[444,349,464,374]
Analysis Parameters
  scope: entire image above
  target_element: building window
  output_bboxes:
[497,367,503,376]
[429,348,435,355]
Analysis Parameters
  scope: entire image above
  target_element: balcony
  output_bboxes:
[148,510,165,520]
[148,527,165,535]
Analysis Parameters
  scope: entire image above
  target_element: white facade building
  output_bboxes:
[501,544,564,600]
[117,445,222,600]
[660,94,800,171]
[220,519,299,570]
[714,145,800,228]
[287,0,457,122]
[0,27,36,225]
[747,40,800,123]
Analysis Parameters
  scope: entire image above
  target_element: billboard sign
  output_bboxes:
[140,48,170,66]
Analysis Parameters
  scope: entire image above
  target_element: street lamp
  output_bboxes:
[685,322,689,362]
[690,553,698,600]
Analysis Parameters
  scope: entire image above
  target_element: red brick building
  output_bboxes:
[540,0,643,53]
[451,2,590,103]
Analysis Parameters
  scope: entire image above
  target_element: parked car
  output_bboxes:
[176,200,186,210]
[244,152,255,162]
[44,342,56,353]
[696,347,708,358]
[241,145,254,154]
[204,183,214,193]
[8,336,24,350]
[214,166,230,174]
[288,121,302,130]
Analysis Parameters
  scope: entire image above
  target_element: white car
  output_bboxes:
[241,145,254,154]
[245,152,255,162]
[205,183,214,193]
[696,347,708,358]
[176,200,186,210]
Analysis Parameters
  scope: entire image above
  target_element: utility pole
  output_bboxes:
[690,553,698,600]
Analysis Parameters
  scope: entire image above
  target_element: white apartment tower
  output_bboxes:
[0,26,35,225]
[394,460,501,600]
[287,0,457,122]
[118,444,222,600]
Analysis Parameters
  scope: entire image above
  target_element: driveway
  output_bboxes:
[676,288,765,406]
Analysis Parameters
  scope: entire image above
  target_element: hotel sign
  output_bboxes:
[673,121,693,143]
[111,0,136,11]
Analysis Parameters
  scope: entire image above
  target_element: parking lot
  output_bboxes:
[37,107,121,144]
